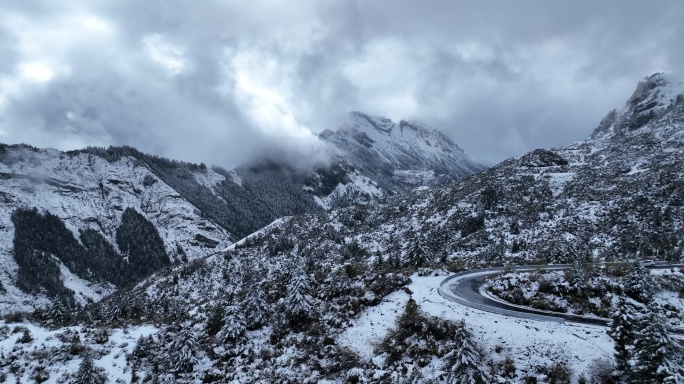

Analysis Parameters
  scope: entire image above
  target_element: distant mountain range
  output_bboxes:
[0,114,483,313]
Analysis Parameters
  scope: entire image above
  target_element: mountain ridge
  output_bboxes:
[312,111,485,208]
[0,113,483,314]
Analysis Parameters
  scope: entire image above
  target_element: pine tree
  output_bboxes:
[624,260,654,303]
[74,353,106,384]
[170,328,199,373]
[607,297,644,378]
[242,283,269,329]
[389,252,401,270]
[218,305,246,342]
[566,260,586,293]
[445,319,489,384]
[45,302,70,327]
[374,250,384,271]
[403,235,432,268]
[205,305,224,337]
[631,307,684,383]
[285,268,315,320]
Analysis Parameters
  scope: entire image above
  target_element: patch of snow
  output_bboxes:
[56,258,116,306]
[393,169,436,185]
[193,168,226,189]
[545,172,575,197]
[338,289,410,359]
[228,169,242,186]
[0,321,158,383]
[314,171,384,209]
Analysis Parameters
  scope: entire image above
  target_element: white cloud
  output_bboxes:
[232,50,313,139]
[19,62,54,82]
[0,0,683,166]
[143,34,188,76]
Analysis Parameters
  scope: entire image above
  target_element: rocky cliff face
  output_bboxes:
[0,145,233,313]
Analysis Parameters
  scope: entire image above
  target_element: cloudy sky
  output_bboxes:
[1,1,683,167]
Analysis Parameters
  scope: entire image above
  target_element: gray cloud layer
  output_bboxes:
[1,0,683,166]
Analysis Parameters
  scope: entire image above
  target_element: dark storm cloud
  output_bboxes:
[1,0,683,167]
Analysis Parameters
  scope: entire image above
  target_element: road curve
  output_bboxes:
[438,263,684,332]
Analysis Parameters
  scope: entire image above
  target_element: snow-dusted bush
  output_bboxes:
[377,298,486,374]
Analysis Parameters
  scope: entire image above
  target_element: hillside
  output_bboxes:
[0,146,234,314]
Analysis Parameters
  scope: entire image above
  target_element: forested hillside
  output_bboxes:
[78,145,323,239]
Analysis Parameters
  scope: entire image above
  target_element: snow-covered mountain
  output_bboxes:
[11,73,676,382]
[0,113,483,315]
[309,111,485,208]
[3,75,683,383]
[0,146,234,313]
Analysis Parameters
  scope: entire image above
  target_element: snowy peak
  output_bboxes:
[339,111,465,156]
[593,73,684,138]
[311,111,486,207]
[628,73,683,108]
[320,111,483,175]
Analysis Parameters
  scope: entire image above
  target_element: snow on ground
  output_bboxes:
[0,320,158,383]
[226,217,288,251]
[193,168,226,190]
[56,258,117,305]
[545,172,575,197]
[339,275,614,381]
[227,169,242,187]
[338,289,410,359]
[393,170,436,185]
[98,325,159,383]
[313,171,384,210]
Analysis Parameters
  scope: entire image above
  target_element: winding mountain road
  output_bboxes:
[437,263,684,333]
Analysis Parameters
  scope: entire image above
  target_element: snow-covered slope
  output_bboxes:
[0,113,483,313]
[322,112,483,176]
[0,146,232,313]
